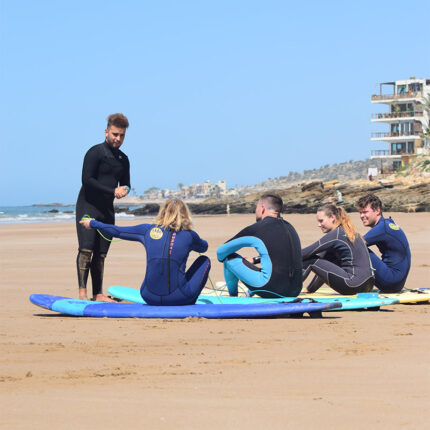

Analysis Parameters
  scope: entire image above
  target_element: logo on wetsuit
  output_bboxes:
[150,227,163,239]
[388,223,400,231]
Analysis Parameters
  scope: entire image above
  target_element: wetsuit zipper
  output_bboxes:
[279,217,299,278]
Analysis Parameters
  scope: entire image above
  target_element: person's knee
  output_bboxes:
[196,255,211,266]
[93,252,107,262]
[91,253,107,273]
[77,249,92,268]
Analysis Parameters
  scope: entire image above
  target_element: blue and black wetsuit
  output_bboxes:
[217,216,302,298]
[89,221,211,305]
[75,141,130,296]
[302,227,374,295]
[364,217,411,293]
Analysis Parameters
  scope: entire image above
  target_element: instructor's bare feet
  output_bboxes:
[94,294,116,303]
[79,288,89,301]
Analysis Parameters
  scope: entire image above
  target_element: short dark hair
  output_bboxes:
[107,113,129,129]
[356,194,382,212]
[260,193,283,213]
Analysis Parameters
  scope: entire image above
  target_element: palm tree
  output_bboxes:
[419,95,430,138]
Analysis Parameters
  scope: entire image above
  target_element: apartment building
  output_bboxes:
[370,77,430,170]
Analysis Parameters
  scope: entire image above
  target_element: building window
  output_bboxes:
[392,142,406,155]
[407,142,414,154]
[397,85,406,94]
[408,83,422,93]
[400,122,413,135]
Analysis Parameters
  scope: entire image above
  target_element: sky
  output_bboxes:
[1,0,429,205]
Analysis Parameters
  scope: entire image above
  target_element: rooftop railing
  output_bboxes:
[371,91,423,101]
[371,111,423,120]
[371,131,423,138]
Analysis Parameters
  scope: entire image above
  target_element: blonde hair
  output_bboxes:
[318,203,360,243]
[154,199,193,232]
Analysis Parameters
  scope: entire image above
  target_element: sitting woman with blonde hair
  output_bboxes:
[302,203,374,295]
[80,198,211,305]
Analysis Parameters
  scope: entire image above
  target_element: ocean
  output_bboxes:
[0,205,139,225]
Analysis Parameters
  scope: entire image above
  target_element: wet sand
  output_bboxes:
[1,213,429,429]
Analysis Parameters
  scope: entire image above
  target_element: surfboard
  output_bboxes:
[306,286,430,304]
[107,286,398,311]
[212,281,429,305]
[29,294,341,319]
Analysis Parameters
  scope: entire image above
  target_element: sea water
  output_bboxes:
[0,205,139,225]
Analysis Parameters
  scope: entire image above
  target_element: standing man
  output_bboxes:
[356,194,411,293]
[75,113,131,301]
[217,194,302,298]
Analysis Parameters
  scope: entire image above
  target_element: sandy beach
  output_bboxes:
[1,213,429,429]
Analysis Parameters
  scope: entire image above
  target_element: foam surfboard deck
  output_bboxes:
[107,286,398,311]
[212,281,428,305]
[307,286,430,304]
[29,294,341,319]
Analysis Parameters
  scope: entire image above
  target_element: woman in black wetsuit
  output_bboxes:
[302,203,374,295]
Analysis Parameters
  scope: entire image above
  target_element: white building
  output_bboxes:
[370,77,430,170]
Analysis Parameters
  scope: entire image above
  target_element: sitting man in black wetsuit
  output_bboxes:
[217,194,302,298]
[75,113,131,301]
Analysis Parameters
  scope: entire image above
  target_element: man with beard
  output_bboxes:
[75,113,131,301]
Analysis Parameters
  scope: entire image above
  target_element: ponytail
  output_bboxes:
[336,207,359,243]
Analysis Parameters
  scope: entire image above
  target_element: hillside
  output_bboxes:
[118,155,430,214]
[239,156,429,193]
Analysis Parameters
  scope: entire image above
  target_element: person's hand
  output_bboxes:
[114,186,128,199]
[79,218,93,229]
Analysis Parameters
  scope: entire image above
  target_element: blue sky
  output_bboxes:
[1,0,429,205]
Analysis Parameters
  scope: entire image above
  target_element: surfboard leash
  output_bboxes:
[81,215,123,243]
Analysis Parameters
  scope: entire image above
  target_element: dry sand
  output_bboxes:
[1,213,429,429]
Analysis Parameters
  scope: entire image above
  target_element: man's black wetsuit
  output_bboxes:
[217,216,303,298]
[75,141,130,296]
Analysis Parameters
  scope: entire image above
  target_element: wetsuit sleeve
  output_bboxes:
[82,147,116,195]
[302,229,338,260]
[89,220,150,243]
[119,154,130,188]
[216,224,258,262]
[190,230,208,253]
[363,222,385,246]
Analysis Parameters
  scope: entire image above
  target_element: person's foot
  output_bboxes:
[79,288,89,300]
[94,294,116,303]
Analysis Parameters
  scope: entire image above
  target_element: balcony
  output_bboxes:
[370,149,414,158]
[371,150,390,156]
[371,131,423,140]
[371,111,423,120]
[371,91,423,102]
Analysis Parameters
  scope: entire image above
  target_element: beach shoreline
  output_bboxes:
[1,213,429,429]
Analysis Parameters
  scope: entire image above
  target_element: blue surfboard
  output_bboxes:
[29,294,341,318]
[107,286,399,311]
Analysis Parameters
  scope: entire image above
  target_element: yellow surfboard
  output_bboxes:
[304,286,430,304]
[210,282,430,304]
